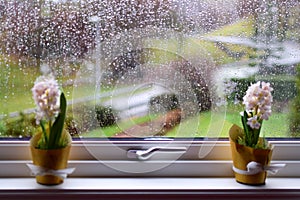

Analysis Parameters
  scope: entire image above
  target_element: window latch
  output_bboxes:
[127,146,187,160]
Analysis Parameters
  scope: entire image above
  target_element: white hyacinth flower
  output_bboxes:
[247,115,261,129]
[32,75,61,124]
[242,81,273,130]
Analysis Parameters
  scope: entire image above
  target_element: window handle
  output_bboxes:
[127,146,187,160]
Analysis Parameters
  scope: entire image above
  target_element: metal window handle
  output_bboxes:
[127,146,187,160]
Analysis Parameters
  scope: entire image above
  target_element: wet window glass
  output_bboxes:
[0,0,299,139]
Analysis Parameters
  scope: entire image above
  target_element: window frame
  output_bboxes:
[0,138,300,178]
[1,0,300,180]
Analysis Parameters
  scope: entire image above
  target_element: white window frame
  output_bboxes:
[0,139,300,178]
[0,0,299,182]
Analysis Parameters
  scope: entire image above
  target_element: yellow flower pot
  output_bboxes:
[30,132,72,185]
[229,124,273,185]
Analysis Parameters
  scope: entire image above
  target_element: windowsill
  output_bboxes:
[1,178,300,199]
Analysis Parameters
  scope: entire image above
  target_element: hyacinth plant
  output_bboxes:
[240,81,273,149]
[32,75,67,150]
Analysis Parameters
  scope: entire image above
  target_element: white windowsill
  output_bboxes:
[1,178,300,199]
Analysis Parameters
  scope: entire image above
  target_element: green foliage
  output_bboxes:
[50,93,67,148]
[71,104,98,134]
[237,135,268,149]
[289,65,300,137]
[65,115,79,136]
[95,106,116,127]
[240,111,263,148]
[37,93,68,149]
[248,62,257,67]
[0,120,6,136]
[288,98,300,137]
[229,76,297,102]
[71,104,117,135]
[1,113,38,138]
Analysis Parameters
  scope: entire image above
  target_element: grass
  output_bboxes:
[144,17,256,66]
[225,104,289,137]
[209,17,255,37]
[78,99,289,138]
[79,108,290,138]
[0,59,104,114]
[162,109,288,138]
[192,17,256,64]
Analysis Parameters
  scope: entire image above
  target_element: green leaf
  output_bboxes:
[38,120,48,149]
[48,93,67,149]
[253,120,262,147]
[241,111,249,145]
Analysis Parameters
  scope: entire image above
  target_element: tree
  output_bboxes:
[0,0,94,69]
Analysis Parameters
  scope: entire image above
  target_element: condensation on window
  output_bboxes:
[0,0,299,139]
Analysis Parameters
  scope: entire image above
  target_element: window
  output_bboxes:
[0,0,300,177]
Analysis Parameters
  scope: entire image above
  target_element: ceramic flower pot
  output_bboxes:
[30,131,72,185]
[229,124,273,185]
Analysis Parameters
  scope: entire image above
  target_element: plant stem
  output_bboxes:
[40,120,48,146]
[48,120,52,149]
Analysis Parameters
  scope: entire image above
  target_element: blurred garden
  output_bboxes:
[0,0,299,138]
